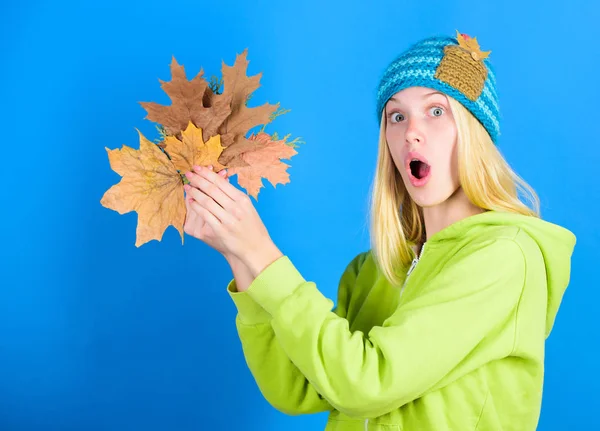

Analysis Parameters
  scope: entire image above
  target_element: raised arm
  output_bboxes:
[227,252,368,415]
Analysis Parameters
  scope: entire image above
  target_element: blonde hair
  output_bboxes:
[368,96,540,287]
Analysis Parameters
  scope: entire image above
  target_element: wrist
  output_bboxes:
[244,242,284,278]
[225,253,240,267]
[226,253,253,293]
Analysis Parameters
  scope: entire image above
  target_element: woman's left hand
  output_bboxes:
[184,165,283,276]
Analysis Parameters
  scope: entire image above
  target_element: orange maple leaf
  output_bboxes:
[456,30,491,61]
[163,121,227,174]
[139,57,232,142]
[100,130,186,247]
[227,132,298,200]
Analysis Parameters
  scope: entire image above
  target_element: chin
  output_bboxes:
[403,180,458,208]
[409,194,448,208]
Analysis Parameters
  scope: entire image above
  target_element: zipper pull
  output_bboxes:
[406,257,418,278]
[400,243,426,297]
[400,257,418,297]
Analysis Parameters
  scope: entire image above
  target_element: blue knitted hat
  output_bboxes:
[375,31,500,144]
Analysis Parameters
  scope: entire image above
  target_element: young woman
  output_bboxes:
[182,32,577,431]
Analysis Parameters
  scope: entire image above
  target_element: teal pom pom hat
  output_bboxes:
[375,31,500,144]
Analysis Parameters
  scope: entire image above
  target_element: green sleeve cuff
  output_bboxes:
[226,278,271,325]
[246,255,306,316]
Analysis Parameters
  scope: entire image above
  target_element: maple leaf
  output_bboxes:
[215,49,279,162]
[163,121,226,175]
[140,50,280,168]
[227,132,298,200]
[456,30,491,61]
[139,57,232,141]
[103,51,302,246]
[100,130,186,247]
[219,105,295,168]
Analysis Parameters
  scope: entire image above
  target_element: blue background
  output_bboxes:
[1,0,598,429]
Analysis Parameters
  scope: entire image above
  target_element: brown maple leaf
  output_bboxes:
[163,121,227,175]
[227,132,298,200]
[215,49,279,161]
[139,57,232,141]
[100,130,186,247]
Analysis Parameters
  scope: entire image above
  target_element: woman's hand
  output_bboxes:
[183,167,230,252]
[183,165,283,276]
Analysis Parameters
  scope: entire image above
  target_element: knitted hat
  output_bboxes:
[375,31,500,144]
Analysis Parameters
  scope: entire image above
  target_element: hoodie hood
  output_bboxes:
[426,210,577,337]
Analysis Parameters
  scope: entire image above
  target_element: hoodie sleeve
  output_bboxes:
[243,238,528,419]
[227,252,367,415]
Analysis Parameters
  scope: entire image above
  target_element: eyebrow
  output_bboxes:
[388,91,446,104]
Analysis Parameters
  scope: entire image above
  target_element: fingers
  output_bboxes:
[192,165,245,202]
[189,196,223,233]
[185,182,236,226]
[184,165,237,228]
[186,172,232,211]
[184,188,200,224]
[186,166,226,211]
[185,168,235,212]
[185,165,228,230]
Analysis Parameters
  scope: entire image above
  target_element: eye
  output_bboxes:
[388,112,405,123]
[430,106,444,117]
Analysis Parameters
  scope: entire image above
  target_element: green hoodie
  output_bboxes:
[227,210,576,430]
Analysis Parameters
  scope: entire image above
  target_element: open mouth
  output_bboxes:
[409,159,431,180]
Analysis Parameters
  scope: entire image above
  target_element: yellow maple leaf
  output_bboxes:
[456,30,491,61]
[163,121,227,174]
[100,130,186,247]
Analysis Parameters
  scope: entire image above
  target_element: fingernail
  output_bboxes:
[185,172,192,178]
[208,165,213,171]
[193,165,201,172]
[183,184,191,191]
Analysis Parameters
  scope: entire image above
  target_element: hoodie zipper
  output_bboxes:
[363,243,426,431]
[399,242,426,299]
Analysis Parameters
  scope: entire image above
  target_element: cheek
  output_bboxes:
[386,137,406,174]
[439,138,459,183]
[432,121,458,166]
[385,127,400,147]
[446,124,459,177]
[450,142,459,180]
[386,125,407,149]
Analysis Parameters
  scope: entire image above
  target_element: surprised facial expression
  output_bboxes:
[384,86,460,208]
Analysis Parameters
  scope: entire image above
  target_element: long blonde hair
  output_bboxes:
[368,96,540,287]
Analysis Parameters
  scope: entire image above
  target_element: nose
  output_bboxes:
[405,117,423,146]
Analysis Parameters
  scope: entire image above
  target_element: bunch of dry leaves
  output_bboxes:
[100,49,301,247]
